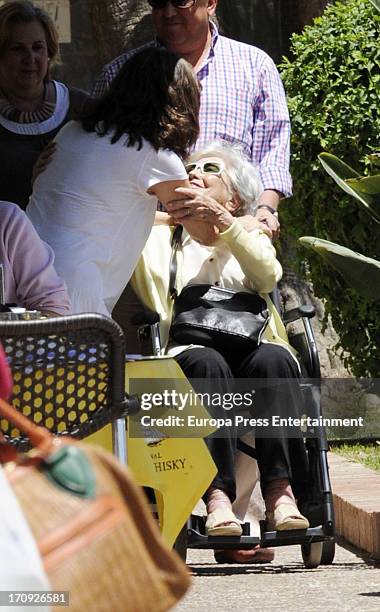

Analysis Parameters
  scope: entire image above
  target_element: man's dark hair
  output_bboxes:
[82,47,200,159]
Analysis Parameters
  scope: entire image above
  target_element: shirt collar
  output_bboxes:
[196,21,218,75]
[209,20,219,48]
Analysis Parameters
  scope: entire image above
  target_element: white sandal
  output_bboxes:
[205,507,243,536]
[266,503,309,531]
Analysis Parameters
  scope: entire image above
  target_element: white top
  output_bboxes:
[178,228,280,291]
[0,81,69,135]
[27,121,187,315]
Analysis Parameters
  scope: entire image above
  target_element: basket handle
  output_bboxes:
[0,397,54,455]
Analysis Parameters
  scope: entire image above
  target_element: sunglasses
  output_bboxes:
[148,0,196,9]
[185,160,225,176]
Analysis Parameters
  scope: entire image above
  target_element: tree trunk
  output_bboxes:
[88,0,154,69]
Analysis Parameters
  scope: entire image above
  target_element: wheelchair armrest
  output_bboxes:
[130,309,160,326]
[130,308,162,357]
[283,304,315,325]
[284,304,320,379]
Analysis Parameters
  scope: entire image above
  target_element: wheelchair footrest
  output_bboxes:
[190,514,251,536]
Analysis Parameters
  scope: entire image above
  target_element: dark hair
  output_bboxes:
[81,47,200,159]
[0,1,59,79]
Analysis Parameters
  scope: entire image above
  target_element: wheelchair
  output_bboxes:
[131,291,336,570]
[0,295,335,569]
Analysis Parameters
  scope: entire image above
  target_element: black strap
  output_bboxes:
[169,225,183,299]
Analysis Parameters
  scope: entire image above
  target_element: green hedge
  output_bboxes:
[280,0,380,376]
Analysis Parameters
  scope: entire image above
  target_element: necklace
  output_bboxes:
[0,81,56,123]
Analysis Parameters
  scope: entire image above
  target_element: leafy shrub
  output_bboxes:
[280,0,380,376]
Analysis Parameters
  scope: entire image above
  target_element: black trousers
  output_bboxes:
[175,343,310,503]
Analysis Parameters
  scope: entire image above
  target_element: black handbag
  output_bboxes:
[168,226,270,358]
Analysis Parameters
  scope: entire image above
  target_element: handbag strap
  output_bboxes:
[169,225,183,299]
[0,397,54,456]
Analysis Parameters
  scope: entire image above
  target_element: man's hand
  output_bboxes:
[238,215,273,239]
[255,189,282,240]
[31,141,56,185]
[254,207,280,240]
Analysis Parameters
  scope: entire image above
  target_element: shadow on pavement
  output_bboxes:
[336,535,380,567]
[188,561,370,577]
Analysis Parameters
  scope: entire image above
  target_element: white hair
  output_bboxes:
[188,140,263,215]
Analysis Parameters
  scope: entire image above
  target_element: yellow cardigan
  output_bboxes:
[131,220,296,358]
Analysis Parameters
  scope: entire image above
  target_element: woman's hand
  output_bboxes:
[154,211,177,226]
[31,141,56,185]
[166,186,235,232]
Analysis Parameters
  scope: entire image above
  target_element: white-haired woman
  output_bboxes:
[154,140,272,241]
[131,141,309,552]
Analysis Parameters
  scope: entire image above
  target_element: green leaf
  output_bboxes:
[299,236,380,301]
[346,174,380,194]
[369,0,380,13]
[319,153,380,222]
[368,153,380,168]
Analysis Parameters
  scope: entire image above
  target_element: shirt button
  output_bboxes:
[215,281,220,286]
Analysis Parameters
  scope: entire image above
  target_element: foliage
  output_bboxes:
[299,236,380,301]
[319,153,380,222]
[300,154,380,301]
[280,0,380,376]
[333,444,380,472]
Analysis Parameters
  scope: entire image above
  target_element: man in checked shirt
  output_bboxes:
[92,0,292,238]
[94,0,292,563]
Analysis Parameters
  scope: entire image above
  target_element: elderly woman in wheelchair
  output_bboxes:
[131,141,309,543]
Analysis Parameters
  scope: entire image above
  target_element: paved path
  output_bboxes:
[175,541,380,612]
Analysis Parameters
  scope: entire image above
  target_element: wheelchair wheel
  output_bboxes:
[174,523,188,562]
[301,542,322,568]
[320,540,335,565]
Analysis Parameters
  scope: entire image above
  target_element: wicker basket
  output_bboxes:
[0,398,190,612]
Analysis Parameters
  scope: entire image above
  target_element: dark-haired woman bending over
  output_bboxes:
[27,47,200,315]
